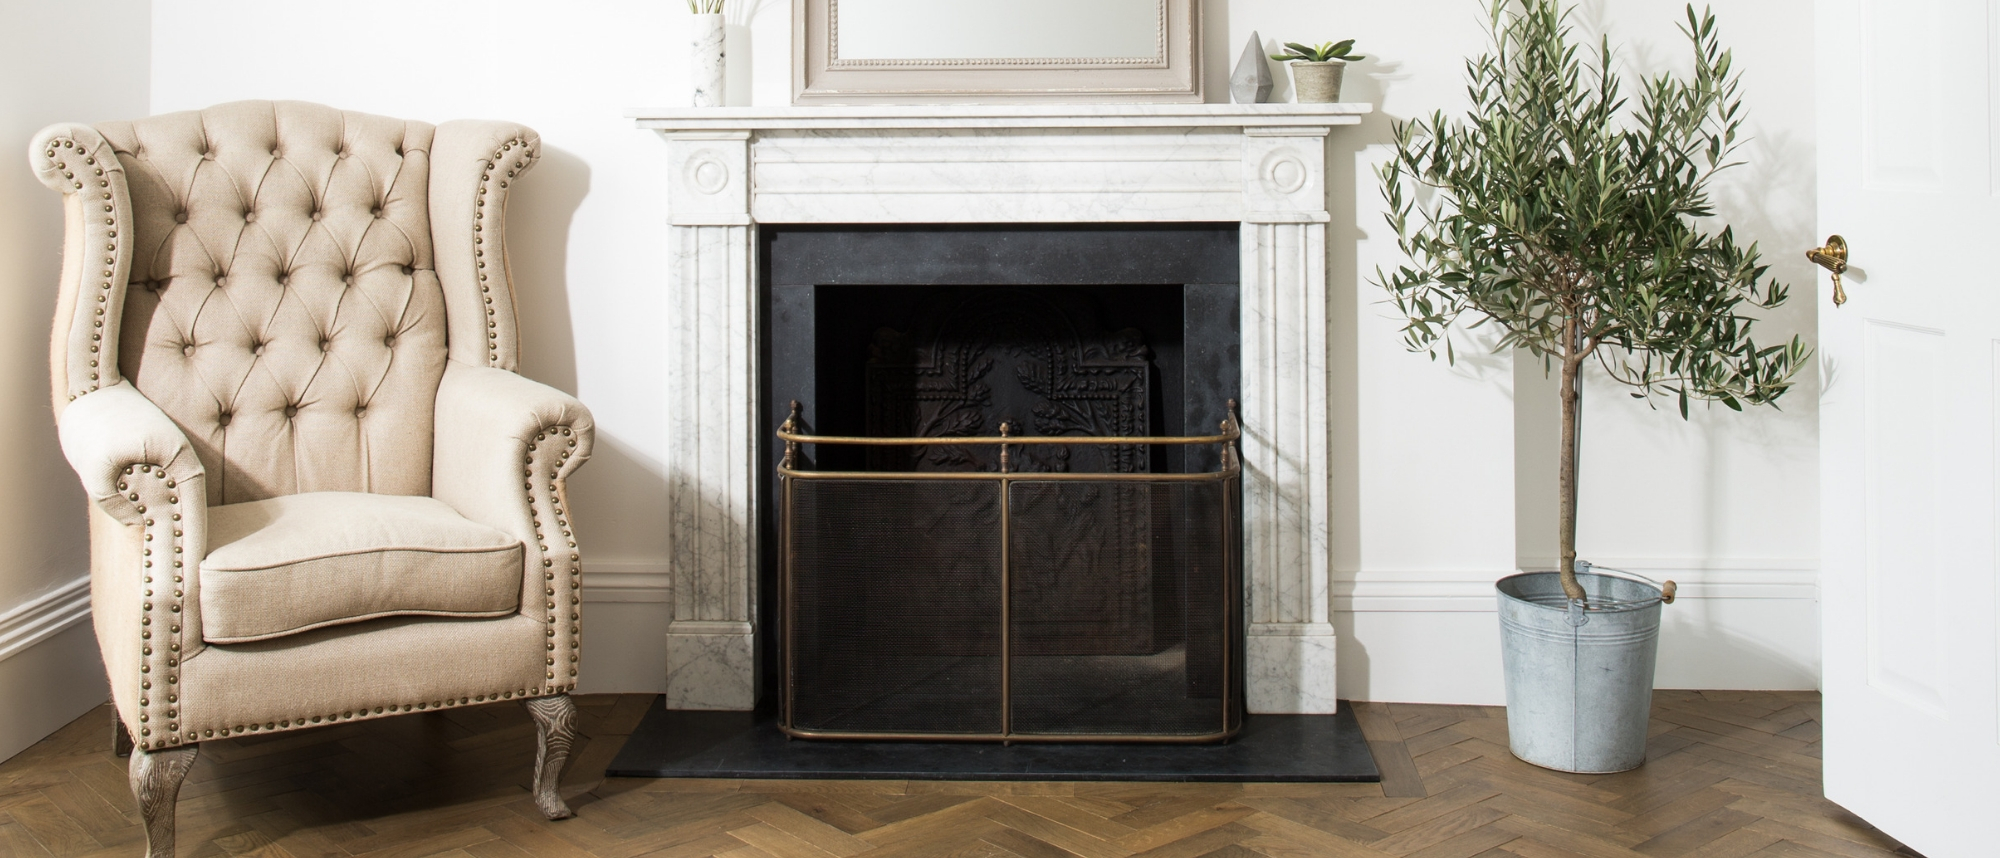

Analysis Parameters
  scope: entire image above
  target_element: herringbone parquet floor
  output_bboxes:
[0,691,1920,858]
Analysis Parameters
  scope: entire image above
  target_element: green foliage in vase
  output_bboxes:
[1270,40,1365,63]
[1376,0,1809,600]
[686,0,726,13]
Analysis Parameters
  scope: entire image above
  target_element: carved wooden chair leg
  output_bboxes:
[112,709,133,758]
[524,694,578,820]
[129,743,198,858]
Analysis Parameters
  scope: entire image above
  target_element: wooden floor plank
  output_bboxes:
[0,693,1922,858]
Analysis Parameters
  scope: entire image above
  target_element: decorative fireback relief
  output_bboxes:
[777,404,1244,743]
[866,289,1153,475]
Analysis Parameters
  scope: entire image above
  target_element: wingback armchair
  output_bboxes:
[29,100,593,857]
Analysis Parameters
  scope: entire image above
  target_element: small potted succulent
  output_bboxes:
[1270,40,1364,103]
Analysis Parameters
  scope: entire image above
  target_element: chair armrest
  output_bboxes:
[58,382,209,749]
[30,123,136,411]
[59,382,206,527]
[432,361,593,689]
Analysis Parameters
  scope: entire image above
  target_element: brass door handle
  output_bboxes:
[1807,235,1849,306]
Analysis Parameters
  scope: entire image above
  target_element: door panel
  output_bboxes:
[1823,0,2000,852]
[1861,322,1946,714]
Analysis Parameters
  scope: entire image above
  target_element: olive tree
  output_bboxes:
[1378,0,1809,601]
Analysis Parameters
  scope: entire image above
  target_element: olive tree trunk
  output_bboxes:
[1557,320,1587,602]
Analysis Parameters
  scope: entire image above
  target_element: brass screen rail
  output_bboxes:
[776,400,1244,744]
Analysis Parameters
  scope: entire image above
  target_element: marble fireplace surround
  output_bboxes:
[632,104,1369,715]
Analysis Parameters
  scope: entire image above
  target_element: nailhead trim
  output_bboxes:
[195,684,578,740]
[123,463,188,752]
[473,137,536,367]
[40,136,120,401]
[527,426,582,686]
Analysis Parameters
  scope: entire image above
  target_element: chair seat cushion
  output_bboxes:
[200,492,523,644]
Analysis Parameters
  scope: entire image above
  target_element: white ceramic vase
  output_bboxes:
[690,13,726,107]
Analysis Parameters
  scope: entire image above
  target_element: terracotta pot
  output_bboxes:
[1290,60,1346,103]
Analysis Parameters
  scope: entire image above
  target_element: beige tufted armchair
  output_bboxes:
[29,100,593,857]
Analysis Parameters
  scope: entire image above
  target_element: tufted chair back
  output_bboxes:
[82,101,470,505]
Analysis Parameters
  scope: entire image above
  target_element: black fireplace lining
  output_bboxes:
[757,223,1242,712]
[763,223,1241,287]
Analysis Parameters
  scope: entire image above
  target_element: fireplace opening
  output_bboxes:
[759,224,1242,742]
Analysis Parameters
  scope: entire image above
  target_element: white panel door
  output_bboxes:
[1820,0,2000,852]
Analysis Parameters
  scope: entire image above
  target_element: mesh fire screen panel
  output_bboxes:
[1007,480,1235,737]
[787,479,1004,735]
[783,470,1241,742]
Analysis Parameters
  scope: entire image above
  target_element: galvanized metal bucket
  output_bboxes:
[1496,563,1673,773]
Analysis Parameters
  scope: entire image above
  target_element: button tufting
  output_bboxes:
[353,406,367,417]
[174,211,188,224]
[311,210,322,222]
[181,344,194,357]
[371,207,383,218]
[278,274,289,286]
[251,342,264,356]
[341,274,354,286]
[283,405,297,418]
[215,276,226,287]
[201,151,214,161]
[217,412,231,427]
[382,335,397,347]
[401,265,415,275]
[319,339,329,352]
[243,211,256,223]
[338,149,350,159]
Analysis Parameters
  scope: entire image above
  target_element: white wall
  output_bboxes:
[0,0,150,762]
[139,0,1819,703]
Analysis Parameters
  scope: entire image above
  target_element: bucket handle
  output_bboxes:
[1577,560,1677,605]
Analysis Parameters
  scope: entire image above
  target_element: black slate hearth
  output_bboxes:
[605,700,1380,783]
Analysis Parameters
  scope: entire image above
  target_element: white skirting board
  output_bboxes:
[572,557,1821,703]
[577,559,671,694]
[0,577,108,764]
[1332,562,1820,705]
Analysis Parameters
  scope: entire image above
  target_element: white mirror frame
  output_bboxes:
[792,0,1202,104]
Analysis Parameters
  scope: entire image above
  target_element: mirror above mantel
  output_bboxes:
[793,0,1201,104]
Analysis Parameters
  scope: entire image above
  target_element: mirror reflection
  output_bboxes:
[834,0,1162,62]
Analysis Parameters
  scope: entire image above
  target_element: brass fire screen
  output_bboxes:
[777,406,1244,743]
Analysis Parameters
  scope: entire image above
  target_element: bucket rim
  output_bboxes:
[1497,565,1667,613]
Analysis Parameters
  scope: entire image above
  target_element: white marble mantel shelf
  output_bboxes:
[628,103,1371,131]
[641,104,1361,716]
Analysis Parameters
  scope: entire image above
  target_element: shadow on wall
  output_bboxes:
[1202,0,1233,99]
[1324,54,1403,586]
[505,142,671,562]
[509,144,587,394]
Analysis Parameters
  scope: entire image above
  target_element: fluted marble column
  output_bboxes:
[1240,128,1339,713]
[662,131,757,709]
